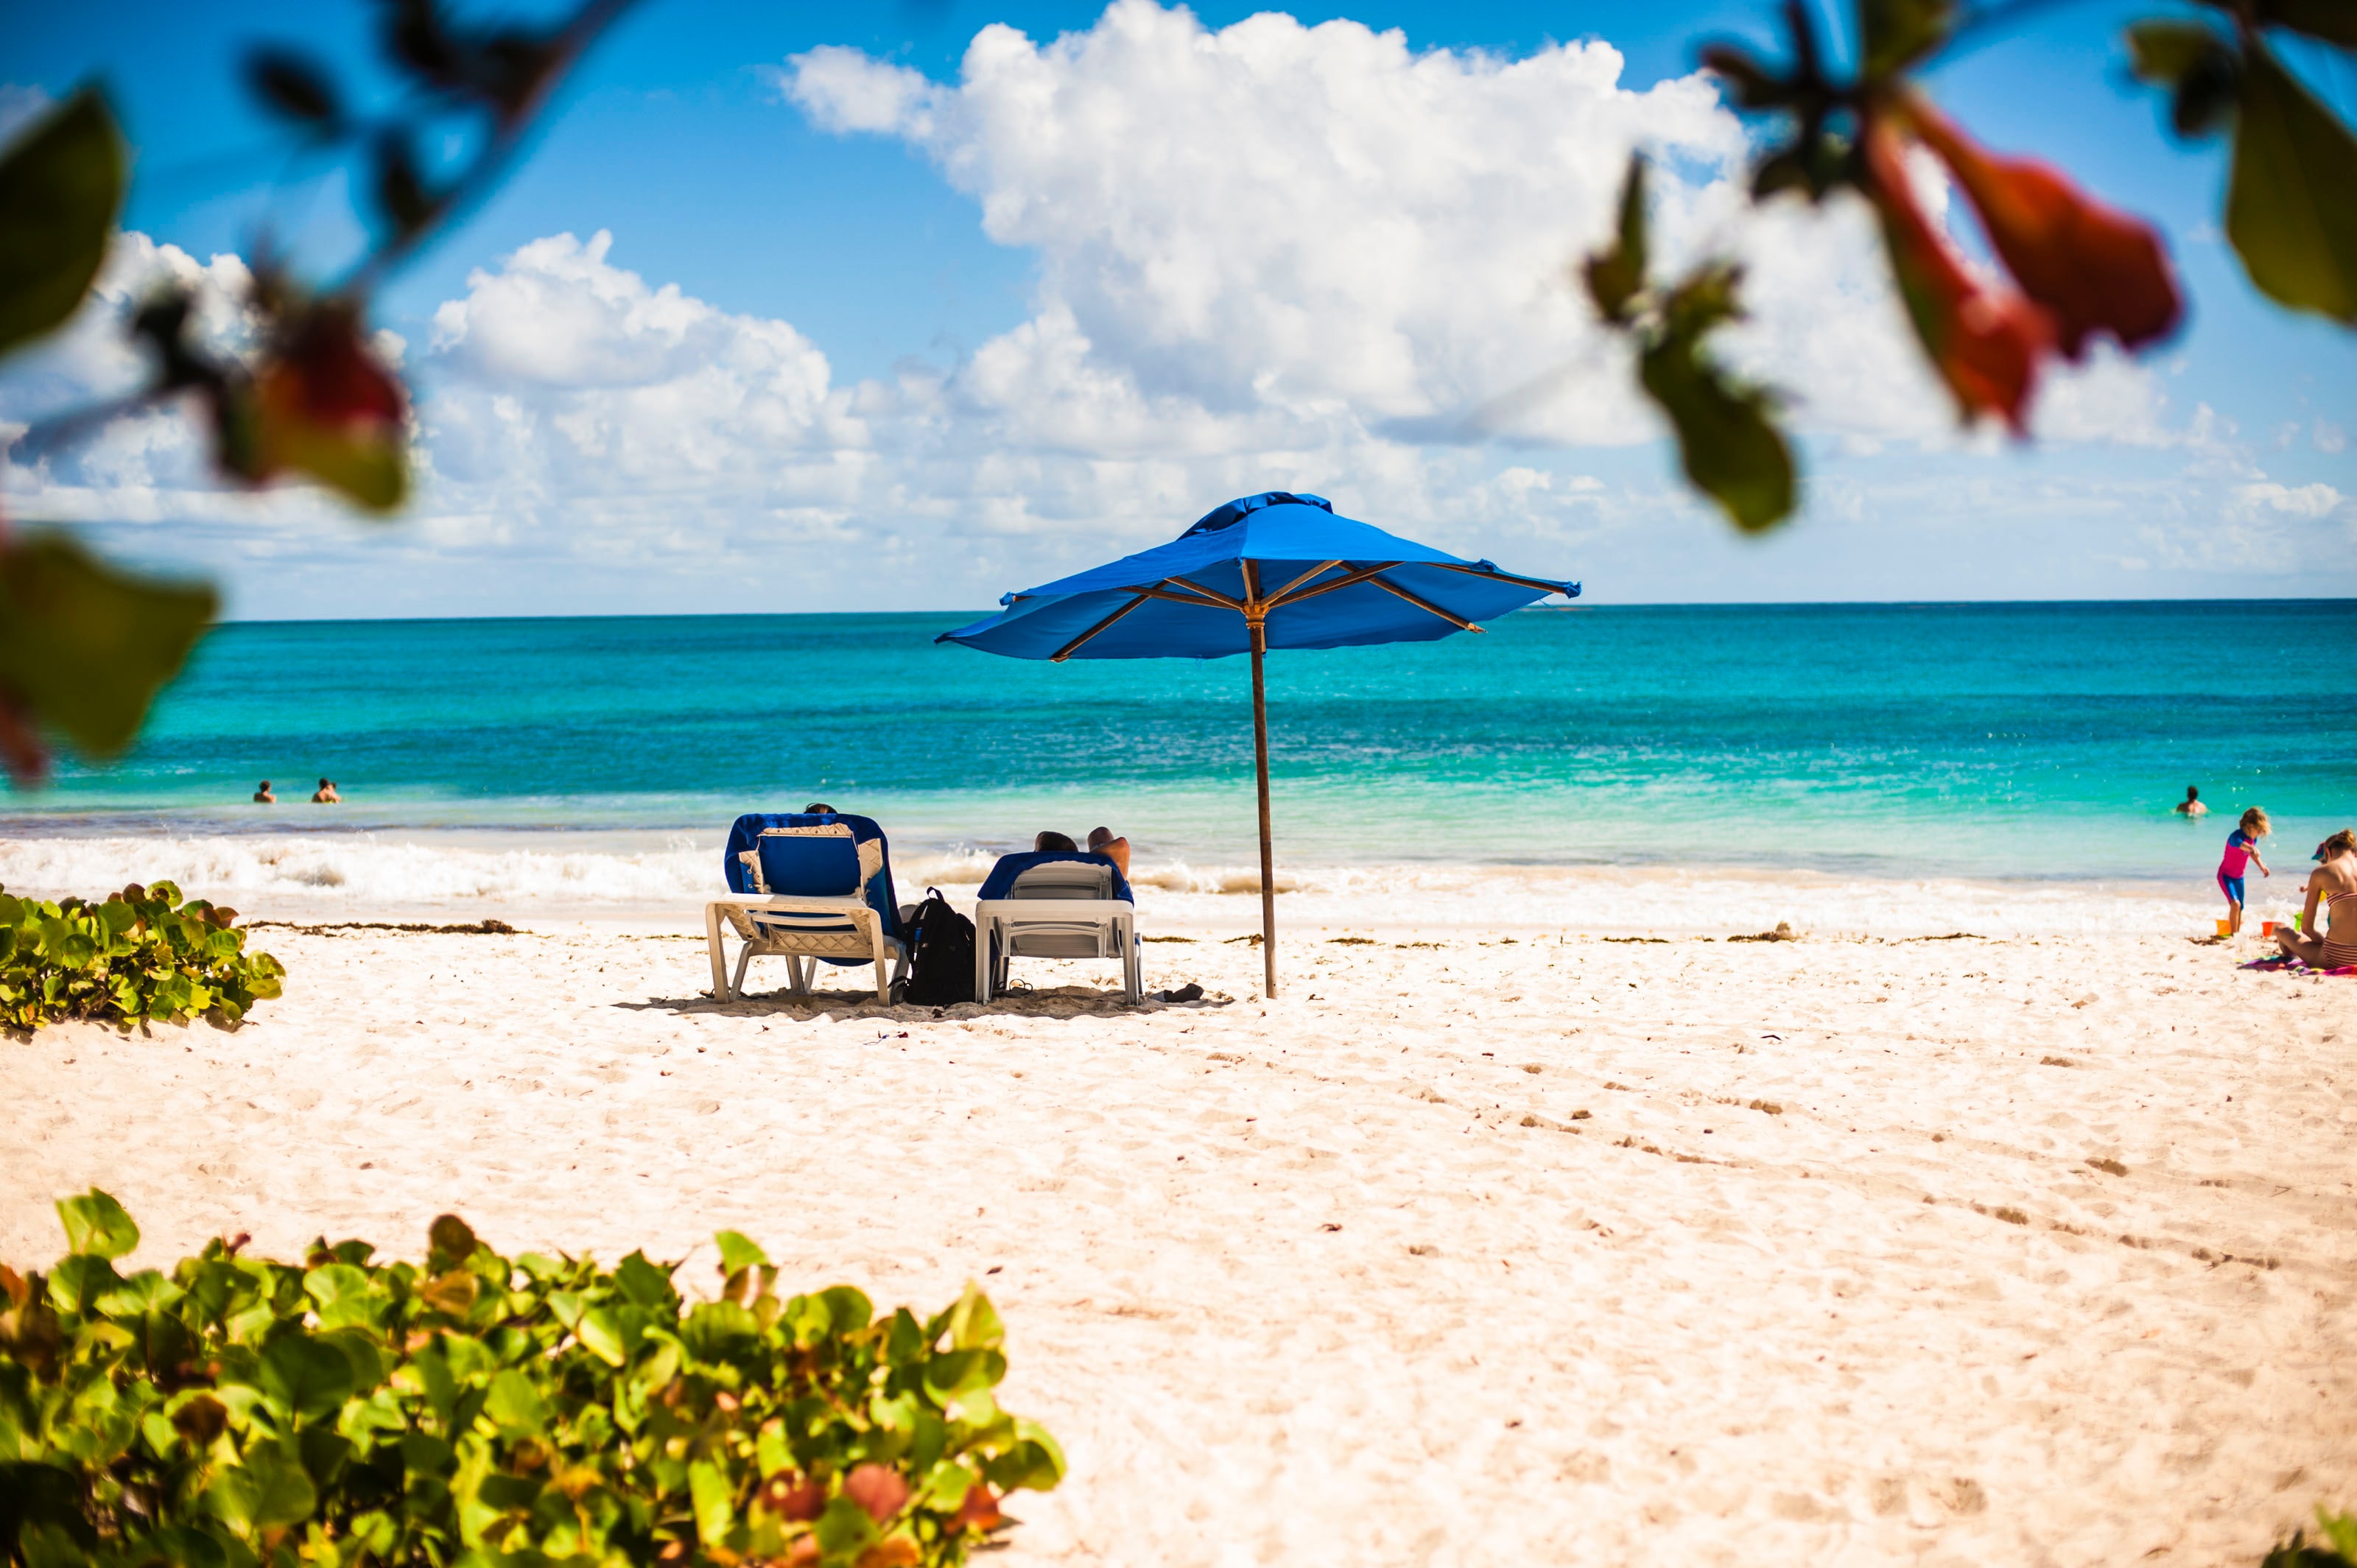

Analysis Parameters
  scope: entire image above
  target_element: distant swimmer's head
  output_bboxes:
[1035,831,1078,853]
[2240,806,2270,837]
[801,801,837,815]
[320,778,331,789]
[2184,785,2199,801]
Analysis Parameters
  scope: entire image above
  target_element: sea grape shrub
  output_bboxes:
[0,1196,1063,1567]
[2265,1509,2357,1568]
[0,881,284,1033]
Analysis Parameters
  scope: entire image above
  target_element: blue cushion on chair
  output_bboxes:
[756,833,862,897]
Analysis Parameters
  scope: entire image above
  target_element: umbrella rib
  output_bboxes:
[1049,591,1156,662]
[1265,560,1399,610]
[1429,560,1577,596]
[1367,572,1483,632]
[1265,559,1344,605]
[1167,574,1249,612]
[1124,583,1233,610]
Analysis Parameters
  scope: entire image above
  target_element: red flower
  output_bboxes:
[761,1472,826,1522]
[842,1463,910,1524]
[1903,96,2181,359]
[1863,115,2053,432]
[950,1480,1009,1533]
[223,301,411,511]
[267,304,407,428]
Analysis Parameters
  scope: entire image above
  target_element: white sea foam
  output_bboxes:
[0,832,2256,938]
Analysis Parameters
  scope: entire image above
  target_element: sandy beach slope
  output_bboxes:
[3,909,2352,1564]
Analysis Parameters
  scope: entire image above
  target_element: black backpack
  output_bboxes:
[902,888,976,1006]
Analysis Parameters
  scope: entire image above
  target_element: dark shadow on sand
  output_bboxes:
[617,982,1233,1023]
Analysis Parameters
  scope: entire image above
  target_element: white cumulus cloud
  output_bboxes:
[2235,480,2344,518]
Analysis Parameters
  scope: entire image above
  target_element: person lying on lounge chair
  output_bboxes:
[1031,827,1131,877]
[1087,826,1131,877]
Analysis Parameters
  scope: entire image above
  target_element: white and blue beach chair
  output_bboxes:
[972,851,1142,1005]
[705,812,909,1003]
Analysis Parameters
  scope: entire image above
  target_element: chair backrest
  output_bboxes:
[721,811,902,940]
[755,832,862,897]
[1008,860,1112,900]
[976,851,1134,903]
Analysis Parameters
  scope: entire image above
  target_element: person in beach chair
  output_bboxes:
[974,832,1142,1005]
[705,809,909,1003]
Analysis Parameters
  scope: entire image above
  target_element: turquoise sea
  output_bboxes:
[5,600,2353,890]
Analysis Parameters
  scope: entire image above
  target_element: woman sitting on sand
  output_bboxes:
[2275,829,2357,971]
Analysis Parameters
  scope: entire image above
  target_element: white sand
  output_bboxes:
[4,890,2353,1564]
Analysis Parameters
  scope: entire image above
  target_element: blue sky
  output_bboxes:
[4,0,2352,616]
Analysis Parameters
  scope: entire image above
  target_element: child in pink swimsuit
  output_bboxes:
[2217,806,2271,935]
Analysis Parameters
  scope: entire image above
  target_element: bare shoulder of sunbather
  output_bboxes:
[1086,826,1131,877]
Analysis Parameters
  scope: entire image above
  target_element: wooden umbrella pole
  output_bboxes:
[1248,617,1277,999]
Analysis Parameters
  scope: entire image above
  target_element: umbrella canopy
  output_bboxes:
[938,491,1573,661]
[938,491,1578,996]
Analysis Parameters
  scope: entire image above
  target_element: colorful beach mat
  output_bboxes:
[2241,953,2357,977]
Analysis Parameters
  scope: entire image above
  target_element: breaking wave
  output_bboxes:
[0,832,2233,937]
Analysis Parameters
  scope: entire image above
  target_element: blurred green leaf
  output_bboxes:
[2227,41,2357,322]
[0,87,124,358]
[415,1269,476,1318]
[944,1284,1002,1351]
[2127,21,2223,85]
[260,1335,352,1424]
[1581,154,1648,324]
[0,532,217,760]
[2128,22,2241,138]
[2245,0,2357,46]
[426,1214,477,1262]
[208,1442,317,1534]
[614,1250,675,1309]
[689,1458,733,1544]
[576,1305,633,1366]
[1637,266,1796,534]
[372,129,440,237]
[1697,43,1793,109]
[1860,0,1953,77]
[815,1495,880,1555]
[245,49,343,127]
[714,1229,768,1276]
[482,1368,547,1433]
[55,1189,139,1259]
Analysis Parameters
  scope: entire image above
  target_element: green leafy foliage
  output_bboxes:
[2207,0,2357,49]
[2126,21,2241,138]
[0,880,283,1033]
[0,1198,1060,1567]
[1580,158,1648,324]
[0,87,124,358]
[1582,155,1797,534]
[2226,41,2357,323]
[2264,1508,2357,1567]
[0,533,218,761]
[1637,266,1796,535]
[1859,0,1953,77]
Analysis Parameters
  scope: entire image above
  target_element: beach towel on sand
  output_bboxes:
[2241,954,2357,977]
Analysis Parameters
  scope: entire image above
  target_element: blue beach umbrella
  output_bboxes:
[938,491,1578,997]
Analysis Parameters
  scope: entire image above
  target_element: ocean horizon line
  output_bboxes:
[199,595,2357,627]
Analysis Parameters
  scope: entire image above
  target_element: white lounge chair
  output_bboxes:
[706,812,908,1004]
[972,851,1141,1005]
